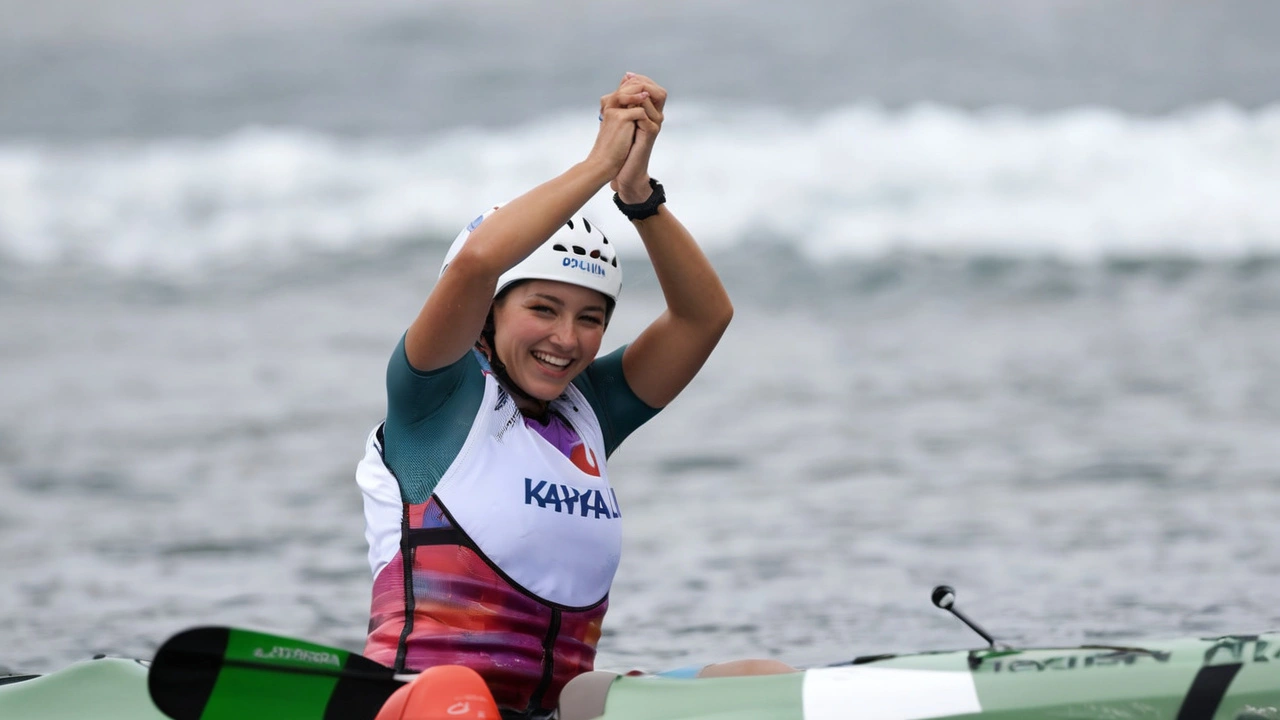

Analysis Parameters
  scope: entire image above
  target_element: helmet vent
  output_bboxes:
[611,257,618,267]
[553,244,567,252]
[582,218,593,233]
[566,219,575,230]
[572,245,586,255]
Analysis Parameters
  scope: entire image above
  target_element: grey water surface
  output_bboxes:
[4,254,1280,673]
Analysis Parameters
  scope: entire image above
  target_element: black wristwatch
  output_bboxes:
[613,178,666,221]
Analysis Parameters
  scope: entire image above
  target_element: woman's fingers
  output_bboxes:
[600,88,650,113]
[632,93,663,134]
[591,105,654,167]
[617,73,667,111]
[593,74,667,174]
[601,105,651,126]
[600,84,663,132]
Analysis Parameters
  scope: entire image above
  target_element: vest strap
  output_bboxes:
[405,526,469,547]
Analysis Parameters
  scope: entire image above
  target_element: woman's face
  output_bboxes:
[491,280,609,402]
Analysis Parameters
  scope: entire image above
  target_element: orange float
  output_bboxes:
[374,665,500,720]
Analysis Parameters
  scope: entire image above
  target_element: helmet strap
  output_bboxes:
[477,308,551,421]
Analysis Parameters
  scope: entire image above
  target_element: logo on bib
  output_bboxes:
[570,444,601,477]
[525,478,621,518]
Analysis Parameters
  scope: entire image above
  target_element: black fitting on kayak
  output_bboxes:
[931,585,1001,649]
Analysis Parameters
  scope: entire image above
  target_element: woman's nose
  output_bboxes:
[548,319,577,350]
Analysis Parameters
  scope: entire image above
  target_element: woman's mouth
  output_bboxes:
[532,350,572,370]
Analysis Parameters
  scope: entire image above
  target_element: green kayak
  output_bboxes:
[598,633,1280,720]
[3,632,1279,720]
[0,657,168,720]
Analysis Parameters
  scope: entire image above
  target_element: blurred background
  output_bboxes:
[3,0,1280,674]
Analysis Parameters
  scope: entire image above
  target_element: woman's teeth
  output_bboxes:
[533,351,570,368]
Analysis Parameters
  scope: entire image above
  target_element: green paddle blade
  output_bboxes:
[148,626,405,720]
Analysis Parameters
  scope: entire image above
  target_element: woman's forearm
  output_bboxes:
[633,207,733,331]
[454,158,616,277]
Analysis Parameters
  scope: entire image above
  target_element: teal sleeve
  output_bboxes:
[383,336,485,504]
[572,344,661,458]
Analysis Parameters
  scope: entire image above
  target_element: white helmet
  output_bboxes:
[440,206,622,302]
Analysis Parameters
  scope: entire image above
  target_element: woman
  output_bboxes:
[354,73,741,717]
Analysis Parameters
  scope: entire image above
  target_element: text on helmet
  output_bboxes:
[563,257,608,277]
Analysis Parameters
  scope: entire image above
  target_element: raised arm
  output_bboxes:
[404,87,654,373]
[613,75,734,408]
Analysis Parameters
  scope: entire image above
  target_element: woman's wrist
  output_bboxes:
[577,157,623,189]
[613,178,665,221]
[615,176,654,205]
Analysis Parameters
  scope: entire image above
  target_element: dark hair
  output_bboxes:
[477,283,544,416]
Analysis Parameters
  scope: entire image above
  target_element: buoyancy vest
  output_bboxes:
[360,374,622,712]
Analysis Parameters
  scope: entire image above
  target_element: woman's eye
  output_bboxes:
[580,315,604,326]
[531,305,554,315]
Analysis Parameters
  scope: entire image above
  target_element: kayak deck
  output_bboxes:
[0,657,169,720]
[6,634,1280,720]
[598,634,1280,720]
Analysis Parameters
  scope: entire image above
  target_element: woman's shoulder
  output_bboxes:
[387,344,488,427]
[574,345,661,456]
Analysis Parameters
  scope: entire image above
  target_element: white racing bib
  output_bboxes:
[433,376,622,609]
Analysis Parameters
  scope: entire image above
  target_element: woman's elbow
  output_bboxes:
[445,243,504,281]
[709,299,734,337]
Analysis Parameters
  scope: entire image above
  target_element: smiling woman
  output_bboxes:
[350,73,764,720]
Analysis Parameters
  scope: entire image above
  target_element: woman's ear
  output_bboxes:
[476,303,498,362]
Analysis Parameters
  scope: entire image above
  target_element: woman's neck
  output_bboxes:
[514,394,551,421]
[477,339,552,419]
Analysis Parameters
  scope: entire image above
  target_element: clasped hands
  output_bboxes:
[592,73,667,204]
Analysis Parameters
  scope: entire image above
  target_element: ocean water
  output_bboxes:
[4,0,1280,676]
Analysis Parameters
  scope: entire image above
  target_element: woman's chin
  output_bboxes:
[510,374,568,403]
[528,384,567,402]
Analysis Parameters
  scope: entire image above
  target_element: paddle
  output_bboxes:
[148,626,413,720]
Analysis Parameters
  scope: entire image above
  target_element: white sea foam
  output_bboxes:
[2,101,1279,275]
